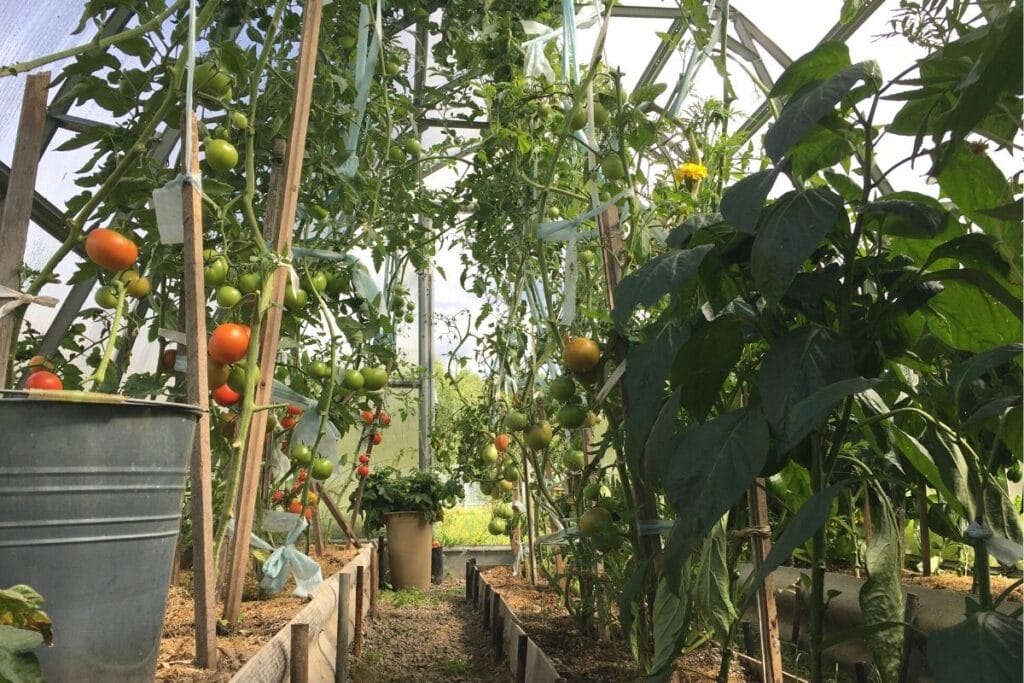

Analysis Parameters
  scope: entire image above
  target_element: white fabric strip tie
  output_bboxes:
[0,285,58,319]
[520,3,603,82]
[338,0,383,178]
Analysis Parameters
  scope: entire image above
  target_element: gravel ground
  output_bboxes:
[348,578,510,683]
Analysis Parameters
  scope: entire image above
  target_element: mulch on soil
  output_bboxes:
[349,578,507,683]
[483,566,753,683]
[156,543,360,682]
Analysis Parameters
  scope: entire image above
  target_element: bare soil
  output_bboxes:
[483,566,754,682]
[156,544,360,681]
[902,571,1022,602]
[349,578,507,683]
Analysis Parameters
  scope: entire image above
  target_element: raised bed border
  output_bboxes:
[465,559,566,683]
[230,542,376,682]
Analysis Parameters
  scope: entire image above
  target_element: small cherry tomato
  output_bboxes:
[358,453,371,465]
[379,411,392,426]
[286,404,303,416]
[281,416,297,430]
[271,490,285,504]
[212,384,240,406]
[360,409,374,424]
[25,370,62,391]
[371,432,383,445]
[357,465,370,478]
[287,500,303,514]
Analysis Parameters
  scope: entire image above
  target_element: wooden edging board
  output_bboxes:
[230,543,373,683]
[468,562,565,683]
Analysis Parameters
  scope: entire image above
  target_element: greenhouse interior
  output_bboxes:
[0,0,1021,681]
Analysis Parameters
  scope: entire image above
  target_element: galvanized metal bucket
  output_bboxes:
[0,392,200,683]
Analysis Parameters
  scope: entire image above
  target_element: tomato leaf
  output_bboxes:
[927,610,1023,683]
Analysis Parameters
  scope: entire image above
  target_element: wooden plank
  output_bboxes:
[747,479,783,683]
[181,114,218,670]
[521,451,537,585]
[353,566,365,657]
[0,72,50,388]
[223,0,325,626]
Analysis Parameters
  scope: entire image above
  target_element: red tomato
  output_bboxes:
[25,370,62,391]
[379,410,391,426]
[286,404,303,416]
[271,490,285,504]
[357,465,370,478]
[160,348,177,372]
[84,228,138,271]
[281,416,297,430]
[359,409,374,424]
[302,506,313,521]
[296,468,308,482]
[371,432,383,445]
[494,433,510,452]
[208,323,250,364]
[287,500,302,514]
[212,384,240,406]
[358,453,371,465]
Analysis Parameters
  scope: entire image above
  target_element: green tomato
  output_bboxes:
[555,405,587,429]
[310,204,329,220]
[481,443,500,464]
[388,145,405,163]
[592,102,610,127]
[524,420,553,449]
[568,107,587,130]
[284,283,308,311]
[600,155,625,181]
[562,449,586,471]
[216,285,242,308]
[547,205,561,220]
[229,110,248,129]
[307,271,328,294]
[290,444,313,466]
[326,273,349,296]
[488,518,508,535]
[341,369,365,391]
[547,376,576,402]
[503,411,529,432]
[578,249,597,265]
[227,361,259,393]
[238,272,261,294]
[311,457,334,480]
[213,125,230,141]
[204,254,229,287]
[194,60,233,98]
[205,138,238,172]
[362,367,389,391]
[94,285,119,309]
[384,61,401,77]
[403,138,422,156]
[308,360,332,379]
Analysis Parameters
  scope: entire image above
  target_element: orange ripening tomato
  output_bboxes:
[85,228,138,271]
[371,432,383,445]
[25,370,62,391]
[287,500,303,514]
[494,433,510,452]
[360,409,374,424]
[379,410,392,426]
[208,323,250,364]
[212,384,240,406]
[27,355,53,374]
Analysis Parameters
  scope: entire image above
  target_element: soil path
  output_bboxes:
[349,578,510,683]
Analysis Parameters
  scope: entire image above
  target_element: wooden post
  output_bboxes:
[483,582,492,628]
[917,487,931,576]
[354,566,365,657]
[791,585,803,644]
[223,0,324,628]
[170,540,181,587]
[0,72,50,388]
[898,593,921,683]
[311,504,325,556]
[493,612,504,657]
[336,572,352,683]
[521,451,537,586]
[315,483,360,547]
[369,543,379,619]
[290,623,309,683]
[747,479,783,683]
[515,633,528,683]
[181,114,217,670]
[489,590,500,633]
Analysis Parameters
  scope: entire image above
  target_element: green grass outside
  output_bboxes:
[435,506,498,547]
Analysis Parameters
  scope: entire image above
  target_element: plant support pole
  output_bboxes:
[0,72,50,388]
[223,0,324,627]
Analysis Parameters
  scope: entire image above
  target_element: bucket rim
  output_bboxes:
[0,390,203,417]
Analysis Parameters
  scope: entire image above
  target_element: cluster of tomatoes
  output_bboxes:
[269,468,318,520]
[355,407,392,479]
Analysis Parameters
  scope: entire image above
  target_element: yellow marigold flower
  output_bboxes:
[673,162,708,183]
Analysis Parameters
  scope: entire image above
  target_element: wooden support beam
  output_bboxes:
[917,486,931,577]
[747,479,783,683]
[290,623,309,683]
[354,566,365,657]
[315,482,360,547]
[521,451,537,586]
[181,115,217,670]
[0,72,50,388]
[222,0,324,627]
[369,544,379,619]
[336,573,352,683]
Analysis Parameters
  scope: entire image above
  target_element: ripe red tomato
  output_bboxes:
[360,409,374,424]
[25,370,62,390]
[296,468,308,482]
[379,410,391,426]
[371,432,383,445]
[208,323,250,364]
[281,416,297,430]
[358,453,371,465]
[357,465,370,478]
[271,490,285,504]
[287,500,303,514]
[286,404,303,416]
[84,228,138,271]
[302,506,313,521]
[212,384,240,406]
[494,433,510,452]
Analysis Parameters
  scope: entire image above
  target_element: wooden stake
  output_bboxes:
[521,451,537,586]
[336,572,352,683]
[917,487,931,577]
[0,72,50,388]
[181,114,217,670]
[223,0,324,628]
[354,566,365,657]
[315,483,360,547]
[515,633,528,683]
[898,593,921,683]
[747,479,783,683]
[369,542,379,619]
[311,504,325,556]
[290,623,309,683]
